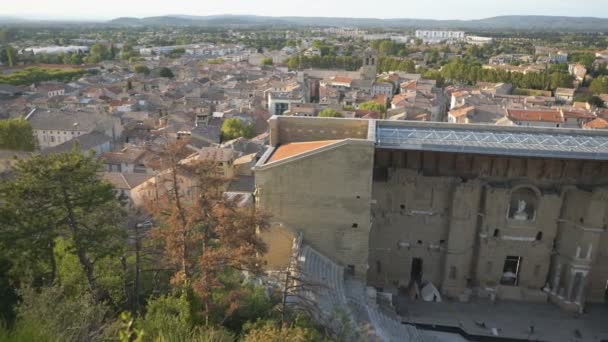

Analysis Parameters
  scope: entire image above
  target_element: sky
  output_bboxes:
[2,0,608,21]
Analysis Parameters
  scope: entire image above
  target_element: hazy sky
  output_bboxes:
[2,0,608,21]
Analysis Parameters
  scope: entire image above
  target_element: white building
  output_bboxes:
[415,30,465,43]
[466,36,494,46]
[26,109,122,149]
[267,82,307,116]
[21,46,90,55]
[304,47,322,57]
[372,82,394,98]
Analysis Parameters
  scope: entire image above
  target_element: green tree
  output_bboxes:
[588,95,605,108]
[569,52,596,69]
[0,29,11,44]
[9,285,108,342]
[120,44,135,60]
[0,45,16,67]
[243,321,326,342]
[159,67,174,78]
[261,57,274,66]
[0,118,36,151]
[550,72,574,89]
[359,101,386,115]
[87,43,110,63]
[134,65,150,75]
[70,53,84,65]
[0,67,84,85]
[590,76,608,94]
[318,108,343,118]
[397,59,416,73]
[0,149,126,304]
[220,118,255,141]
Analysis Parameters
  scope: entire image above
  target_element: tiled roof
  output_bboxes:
[332,76,353,85]
[563,110,595,119]
[100,146,146,164]
[555,88,575,96]
[449,105,475,118]
[400,80,417,90]
[506,109,563,123]
[198,147,240,163]
[268,140,339,163]
[585,118,608,129]
[28,109,111,131]
[101,172,152,190]
[43,131,111,154]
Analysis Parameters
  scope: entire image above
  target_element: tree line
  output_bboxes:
[284,55,362,71]
[0,42,140,68]
[0,143,346,341]
[0,66,86,86]
[440,59,574,90]
[0,119,36,151]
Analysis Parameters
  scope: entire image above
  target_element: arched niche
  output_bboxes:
[508,186,540,222]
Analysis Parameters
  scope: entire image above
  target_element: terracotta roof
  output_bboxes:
[372,95,387,105]
[355,109,378,118]
[332,76,353,85]
[400,80,417,90]
[585,118,608,129]
[506,109,563,123]
[563,110,595,119]
[268,140,339,163]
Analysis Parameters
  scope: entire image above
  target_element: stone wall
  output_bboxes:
[369,148,608,306]
[255,140,375,279]
[269,116,369,146]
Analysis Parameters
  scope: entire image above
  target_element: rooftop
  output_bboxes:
[27,109,110,132]
[376,121,608,160]
[198,147,240,163]
[268,140,339,163]
[506,109,563,123]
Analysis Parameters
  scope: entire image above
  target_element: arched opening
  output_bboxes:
[508,187,539,221]
[536,231,543,241]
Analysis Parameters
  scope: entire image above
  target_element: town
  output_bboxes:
[2,11,608,342]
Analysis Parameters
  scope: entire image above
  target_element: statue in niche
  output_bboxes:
[514,199,528,221]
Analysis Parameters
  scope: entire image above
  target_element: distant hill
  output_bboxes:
[104,14,608,31]
[0,16,28,24]
[2,14,608,31]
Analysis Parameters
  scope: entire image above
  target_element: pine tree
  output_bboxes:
[0,149,125,304]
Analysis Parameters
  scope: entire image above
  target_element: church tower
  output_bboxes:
[360,48,378,80]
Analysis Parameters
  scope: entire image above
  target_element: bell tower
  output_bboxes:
[360,48,378,80]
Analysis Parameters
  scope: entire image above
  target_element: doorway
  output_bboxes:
[500,256,522,286]
[411,258,423,284]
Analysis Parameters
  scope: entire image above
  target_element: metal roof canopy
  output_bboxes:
[376,123,608,160]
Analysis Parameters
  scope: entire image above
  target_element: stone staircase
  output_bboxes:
[295,244,439,342]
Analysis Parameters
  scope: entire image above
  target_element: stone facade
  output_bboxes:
[255,138,375,279]
[255,116,608,311]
